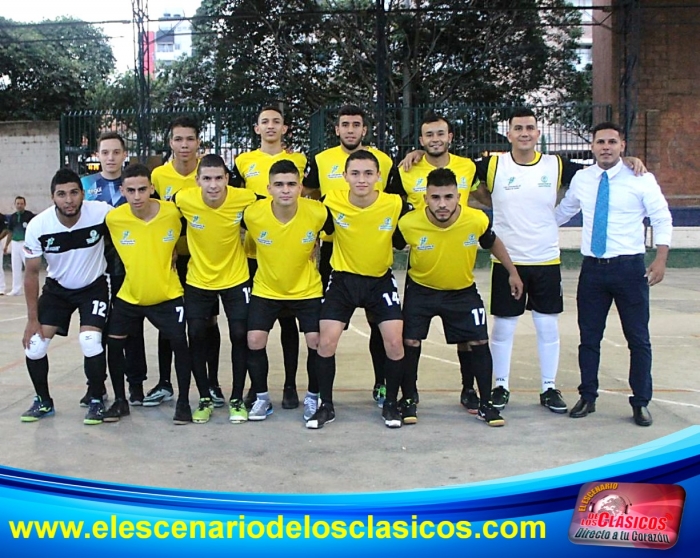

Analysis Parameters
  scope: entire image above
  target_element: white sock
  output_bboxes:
[532,311,560,392]
[257,391,270,401]
[490,316,519,390]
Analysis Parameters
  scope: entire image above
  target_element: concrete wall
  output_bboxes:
[0,121,60,217]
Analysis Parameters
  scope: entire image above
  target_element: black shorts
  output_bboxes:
[38,276,109,336]
[185,281,250,322]
[490,262,563,317]
[321,270,403,324]
[403,277,488,344]
[109,297,187,341]
[248,296,321,333]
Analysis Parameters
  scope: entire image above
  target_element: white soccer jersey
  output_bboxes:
[487,153,562,265]
[24,201,112,289]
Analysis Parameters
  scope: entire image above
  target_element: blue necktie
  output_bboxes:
[591,171,609,257]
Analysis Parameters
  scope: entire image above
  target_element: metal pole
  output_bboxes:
[376,0,387,151]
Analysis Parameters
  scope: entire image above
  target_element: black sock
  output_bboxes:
[368,321,386,385]
[84,353,107,399]
[157,334,172,384]
[188,318,210,397]
[229,320,248,401]
[206,323,221,387]
[172,336,201,401]
[279,316,299,387]
[26,356,50,401]
[384,356,403,403]
[470,344,494,406]
[316,354,336,405]
[106,337,128,400]
[247,348,269,394]
[401,345,421,399]
[457,350,475,390]
[125,330,148,385]
[306,348,319,394]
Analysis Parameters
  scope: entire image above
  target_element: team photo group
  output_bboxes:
[15,103,672,431]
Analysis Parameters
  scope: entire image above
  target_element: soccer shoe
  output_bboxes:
[21,396,55,422]
[540,388,568,414]
[399,398,417,425]
[460,387,480,415]
[192,398,214,424]
[477,404,505,427]
[382,401,402,429]
[103,399,130,423]
[229,399,249,424]
[491,386,510,410]
[84,399,105,425]
[128,384,144,406]
[282,385,299,409]
[305,403,336,429]
[249,398,274,421]
[303,394,319,422]
[143,382,174,407]
[80,389,108,408]
[173,400,192,425]
[372,383,387,408]
[209,386,225,408]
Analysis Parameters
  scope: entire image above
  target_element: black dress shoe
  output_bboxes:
[633,405,652,427]
[569,398,596,418]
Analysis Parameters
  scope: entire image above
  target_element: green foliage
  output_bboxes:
[0,17,114,120]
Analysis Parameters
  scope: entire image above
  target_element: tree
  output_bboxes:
[0,17,114,120]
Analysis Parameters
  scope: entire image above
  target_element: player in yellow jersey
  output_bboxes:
[146,116,223,409]
[306,150,410,430]
[243,159,330,422]
[174,154,258,424]
[103,164,211,425]
[304,104,401,408]
[230,106,307,410]
[395,168,523,427]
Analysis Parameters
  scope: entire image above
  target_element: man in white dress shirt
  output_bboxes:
[555,122,672,427]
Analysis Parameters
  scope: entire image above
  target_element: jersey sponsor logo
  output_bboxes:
[378,217,393,231]
[233,211,243,225]
[416,236,434,251]
[257,231,273,245]
[414,178,426,193]
[301,230,316,244]
[163,229,176,243]
[504,176,520,191]
[327,165,343,179]
[85,230,100,245]
[334,213,349,229]
[44,237,60,252]
[245,163,260,178]
[164,186,174,200]
[190,215,205,230]
[120,231,136,246]
[538,175,551,188]
[464,233,478,247]
[459,177,468,190]
[87,185,102,198]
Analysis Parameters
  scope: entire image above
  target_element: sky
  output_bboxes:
[3,0,202,72]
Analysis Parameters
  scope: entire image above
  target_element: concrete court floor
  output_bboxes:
[0,268,698,494]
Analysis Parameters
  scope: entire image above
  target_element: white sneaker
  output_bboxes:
[248,398,273,421]
[303,394,318,421]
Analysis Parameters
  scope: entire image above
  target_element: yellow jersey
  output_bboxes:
[244,197,327,299]
[398,154,479,208]
[398,206,490,291]
[106,200,183,305]
[174,186,257,290]
[323,190,403,277]
[305,145,393,196]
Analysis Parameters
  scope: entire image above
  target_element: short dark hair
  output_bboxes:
[421,111,452,135]
[50,169,82,195]
[197,154,228,176]
[259,105,285,124]
[345,149,379,172]
[426,168,458,188]
[337,104,366,126]
[508,107,537,124]
[97,131,126,150]
[14,196,26,203]
[591,121,624,139]
[269,159,299,179]
[122,163,151,182]
[170,115,201,137]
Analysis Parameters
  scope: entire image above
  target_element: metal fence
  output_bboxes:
[61,103,611,175]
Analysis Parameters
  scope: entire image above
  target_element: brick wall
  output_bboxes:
[0,121,60,216]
